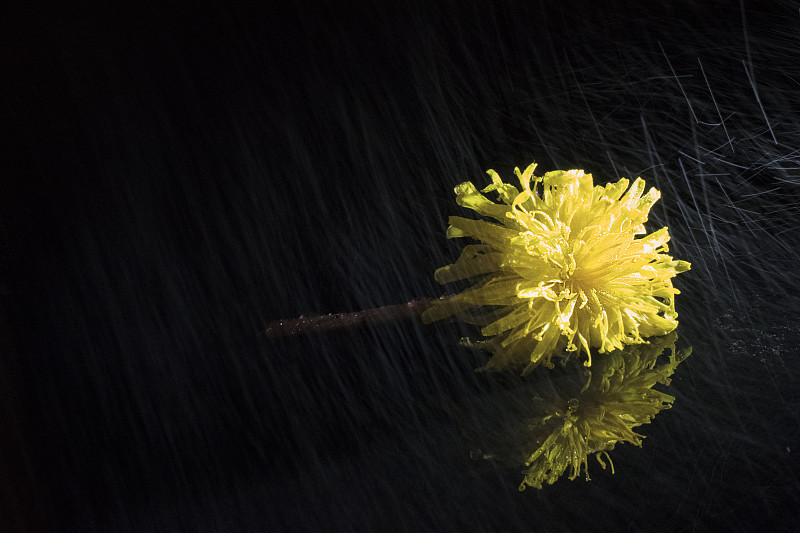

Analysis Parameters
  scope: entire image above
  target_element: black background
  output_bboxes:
[3,1,800,531]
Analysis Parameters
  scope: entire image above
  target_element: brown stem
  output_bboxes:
[265,298,434,338]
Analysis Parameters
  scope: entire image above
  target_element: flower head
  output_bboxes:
[422,163,690,373]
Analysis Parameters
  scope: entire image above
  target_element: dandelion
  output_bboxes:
[422,163,691,373]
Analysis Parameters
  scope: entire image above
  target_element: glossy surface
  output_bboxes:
[6,1,799,531]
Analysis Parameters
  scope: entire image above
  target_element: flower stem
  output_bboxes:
[265,298,434,338]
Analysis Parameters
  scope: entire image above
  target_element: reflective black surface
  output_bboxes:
[5,1,800,531]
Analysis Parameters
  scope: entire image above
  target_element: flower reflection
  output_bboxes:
[465,332,690,490]
[517,332,690,490]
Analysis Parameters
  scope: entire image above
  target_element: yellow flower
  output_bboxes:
[422,163,690,373]
[518,333,691,490]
